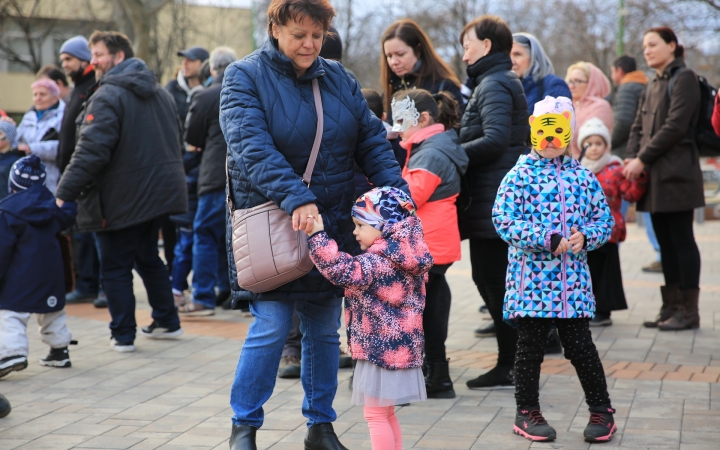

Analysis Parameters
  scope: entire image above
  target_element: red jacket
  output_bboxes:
[595,159,647,243]
[712,92,720,137]
[401,124,468,265]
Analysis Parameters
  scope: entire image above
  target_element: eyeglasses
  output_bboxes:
[567,79,588,86]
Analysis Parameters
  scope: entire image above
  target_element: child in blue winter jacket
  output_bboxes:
[0,155,77,378]
[493,96,616,443]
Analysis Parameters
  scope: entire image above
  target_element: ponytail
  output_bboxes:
[393,89,459,130]
[432,91,459,130]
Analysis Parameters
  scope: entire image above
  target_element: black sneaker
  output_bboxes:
[141,321,183,339]
[466,365,514,390]
[215,290,231,307]
[584,405,617,442]
[39,347,71,368]
[93,291,108,308]
[0,355,28,378]
[590,313,613,327]
[514,407,556,441]
[474,322,496,338]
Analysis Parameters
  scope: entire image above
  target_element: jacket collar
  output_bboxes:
[261,39,325,82]
[619,70,648,86]
[72,64,96,84]
[466,52,511,84]
[525,151,576,168]
[399,123,444,150]
[658,57,686,80]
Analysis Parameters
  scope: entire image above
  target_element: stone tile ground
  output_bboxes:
[1,222,719,449]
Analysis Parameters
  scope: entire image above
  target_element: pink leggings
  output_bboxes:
[364,405,402,450]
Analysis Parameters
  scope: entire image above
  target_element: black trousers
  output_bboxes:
[469,238,517,367]
[651,210,701,290]
[515,318,610,408]
[423,264,452,363]
[72,232,100,295]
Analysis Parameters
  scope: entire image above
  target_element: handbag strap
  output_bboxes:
[226,78,324,210]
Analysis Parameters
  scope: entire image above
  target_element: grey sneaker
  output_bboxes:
[278,355,301,378]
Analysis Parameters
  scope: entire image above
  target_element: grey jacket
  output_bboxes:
[611,71,648,158]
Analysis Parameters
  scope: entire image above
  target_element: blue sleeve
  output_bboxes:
[350,73,409,196]
[220,63,317,215]
[544,76,572,101]
[56,201,78,230]
[0,214,16,279]
[493,167,555,252]
[577,174,614,251]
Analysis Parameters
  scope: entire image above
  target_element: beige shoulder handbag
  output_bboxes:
[227,78,323,293]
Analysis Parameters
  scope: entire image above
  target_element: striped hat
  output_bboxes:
[9,154,46,192]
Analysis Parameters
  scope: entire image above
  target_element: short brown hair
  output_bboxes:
[89,30,134,59]
[266,0,335,35]
[36,65,68,87]
[459,15,513,56]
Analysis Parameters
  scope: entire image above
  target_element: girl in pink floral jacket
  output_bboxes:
[307,186,433,450]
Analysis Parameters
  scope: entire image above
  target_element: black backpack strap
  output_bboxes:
[667,67,692,100]
[537,76,545,102]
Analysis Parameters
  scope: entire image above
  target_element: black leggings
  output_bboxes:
[515,318,610,408]
[469,238,517,367]
[423,264,452,363]
[651,210,701,290]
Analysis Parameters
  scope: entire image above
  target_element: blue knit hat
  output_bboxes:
[0,120,17,148]
[60,35,91,62]
[9,155,46,192]
[352,186,416,232]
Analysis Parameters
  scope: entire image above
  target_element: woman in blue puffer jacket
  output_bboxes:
[219,1,408,449]
[511,33,571,121]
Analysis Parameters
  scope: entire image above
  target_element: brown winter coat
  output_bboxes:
[626,57,705,213]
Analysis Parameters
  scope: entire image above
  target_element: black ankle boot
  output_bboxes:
[229,424,257,450]
[425,360,456,398]
[304,423,348,450]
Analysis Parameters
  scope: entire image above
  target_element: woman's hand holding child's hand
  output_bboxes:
[569,227,585,254]
[309,213,324,235]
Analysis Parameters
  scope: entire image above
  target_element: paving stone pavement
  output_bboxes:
[1,221,719,449]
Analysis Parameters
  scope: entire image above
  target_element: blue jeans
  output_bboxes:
[95,218,180,344]
[171,227,194,293]
[230,297,342,428]
[641,211,661,260]
[73,232,100,295]
[191,191,230,309]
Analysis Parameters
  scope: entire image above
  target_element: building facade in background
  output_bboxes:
[0,0,252,115]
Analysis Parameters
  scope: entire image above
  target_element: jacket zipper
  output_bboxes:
[518,253,527,296]
[556,159,568,318]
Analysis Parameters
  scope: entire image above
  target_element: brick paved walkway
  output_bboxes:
[1,221,719,449]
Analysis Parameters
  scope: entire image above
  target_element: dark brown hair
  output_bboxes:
[266,0,335,35]
[459,15,513,56]
[36,64,68,87]
[612,55,636,74]
[645,26,684,57]
[89,30,134,59]
[393,89,459,131]
[362,88,384,119]
[380,19,460,115]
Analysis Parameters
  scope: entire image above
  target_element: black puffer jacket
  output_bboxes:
[457,52,528,240]
[56,58,187,232]
[184,75,225,196]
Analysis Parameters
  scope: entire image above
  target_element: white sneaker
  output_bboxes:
[109,338,135,353]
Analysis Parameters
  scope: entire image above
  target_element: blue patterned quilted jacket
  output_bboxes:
[220,39,407,301]
[493,153,613,321]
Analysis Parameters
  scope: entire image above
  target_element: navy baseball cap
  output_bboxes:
[177,47,209,61]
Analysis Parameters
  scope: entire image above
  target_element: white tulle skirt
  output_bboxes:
[351,360,427,407]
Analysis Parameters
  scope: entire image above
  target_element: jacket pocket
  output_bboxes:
[76,185,105,230]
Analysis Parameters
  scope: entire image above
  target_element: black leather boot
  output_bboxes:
[425,360,456,398]
[229,424,257,450]
[304,423,348,450]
